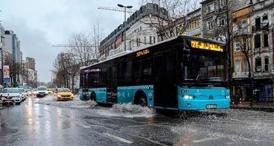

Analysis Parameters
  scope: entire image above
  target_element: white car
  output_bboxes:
[18,88,27,100]
[36,86,48,97]
[1,88,24,104]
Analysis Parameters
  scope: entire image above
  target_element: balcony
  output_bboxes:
[233,72,249,78]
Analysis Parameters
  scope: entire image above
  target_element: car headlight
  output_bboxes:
[183,95,193,100]
[57,95,62,98]
[225,95,230,99]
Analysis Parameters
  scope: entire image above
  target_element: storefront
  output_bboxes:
[232,79,273,103]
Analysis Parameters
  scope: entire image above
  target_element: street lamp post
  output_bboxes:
[0,36,4,87]
[117,4,132,51]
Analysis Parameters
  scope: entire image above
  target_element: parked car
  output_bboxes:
[56,88,74,101]
[1,88,24,104]
[36,86,48,97]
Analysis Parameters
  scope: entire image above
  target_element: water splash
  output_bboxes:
[95,103,155,118]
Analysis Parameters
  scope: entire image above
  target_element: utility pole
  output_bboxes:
[117,4,133,51]
[0,36,4,87]
[225,0,232,94]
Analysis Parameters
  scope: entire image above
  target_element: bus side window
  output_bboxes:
[142,59,152,82]
[133,60,142,83]
[101,65,107,86]
[125,61,132,83]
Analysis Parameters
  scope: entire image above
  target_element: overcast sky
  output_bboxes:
[0,0,141,82]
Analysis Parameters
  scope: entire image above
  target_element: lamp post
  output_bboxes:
[117,4,132,51]
[0,36,4,87]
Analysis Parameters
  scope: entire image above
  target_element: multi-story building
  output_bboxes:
[0,23,5,86]
[251,0,274,101]
[184,8,202,37]
[2,30,23,86]
[157,8,202,42]
[201,0,251,40]
[26,57,36,70]
[232,4,253,101]
[2,30,21,63]
[22,57,37,87]
[201,0,229,41]
[99,3,169,59]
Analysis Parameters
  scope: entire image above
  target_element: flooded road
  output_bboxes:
[1,96,274,146]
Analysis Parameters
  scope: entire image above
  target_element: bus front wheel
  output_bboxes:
[134,91,147,107]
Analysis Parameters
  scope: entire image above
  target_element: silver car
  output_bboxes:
[1,88,24,104]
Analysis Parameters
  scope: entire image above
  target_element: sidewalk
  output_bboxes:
[231,102,274,112]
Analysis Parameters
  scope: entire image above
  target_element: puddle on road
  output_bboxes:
[35,96,97,109]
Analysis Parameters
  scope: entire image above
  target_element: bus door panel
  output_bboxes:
[106,65,117,103]
[153,53,177,108]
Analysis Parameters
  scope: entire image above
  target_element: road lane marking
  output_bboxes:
[103,133,133,144]
[193,137,222,143]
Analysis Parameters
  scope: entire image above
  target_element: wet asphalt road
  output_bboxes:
[1,96,274,146]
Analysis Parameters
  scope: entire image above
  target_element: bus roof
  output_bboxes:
[80,36,226,70]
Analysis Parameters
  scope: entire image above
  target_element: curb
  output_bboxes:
[231,106,274,112]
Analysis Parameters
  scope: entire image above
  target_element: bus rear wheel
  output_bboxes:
[90,92,96,101]
[134,91,147,107]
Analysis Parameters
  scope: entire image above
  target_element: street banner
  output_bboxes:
[3,65,11,84]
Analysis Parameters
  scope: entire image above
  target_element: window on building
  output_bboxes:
[153,36,156,44]
[254,34,261,49]
[255,57,262,72]
[235,60,241,73]
[243,59,248,72]
[234,41,241,52]
[265,57,269,72]
[207,3,215,13]
[263,33,269,47]
[262,14,268,21]
[207,21,214,30]
[219,18,225,26]
[241,20,248,33]
[144,36,146,44]
[149,36,152,44]
[220,0,226,7]
[137,38,140,47]
[255,17,261,30]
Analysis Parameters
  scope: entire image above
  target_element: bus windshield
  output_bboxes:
[183,52,225,82]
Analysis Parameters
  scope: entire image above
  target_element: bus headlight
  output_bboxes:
[183,95,193,100]
[225,95,230,99]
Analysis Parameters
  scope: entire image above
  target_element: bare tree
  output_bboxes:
[67,32,98,66]
[140,0,201,41]
[52,24,102,88]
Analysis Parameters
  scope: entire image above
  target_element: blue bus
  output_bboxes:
[79,36,230,111]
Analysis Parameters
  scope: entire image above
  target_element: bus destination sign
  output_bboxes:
[190,40,223,52]
[136,49,150,57]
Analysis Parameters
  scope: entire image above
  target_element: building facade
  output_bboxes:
[157,8,202,42]
[232,5,253,102]
[99,3,169,59]
[2,30,21,63]
[26,57,36,70]
[201,0,229,41]
[251,0,274,102]
[23,57,37,87]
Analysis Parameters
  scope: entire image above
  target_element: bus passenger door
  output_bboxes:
[107,66,117,103]
[153,53,177,108]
